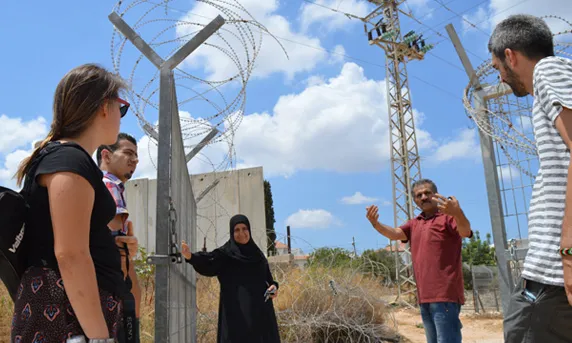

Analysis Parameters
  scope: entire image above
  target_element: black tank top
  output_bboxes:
[25,142,126,296]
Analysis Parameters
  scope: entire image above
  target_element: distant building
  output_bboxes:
[270,240,309,269]
[293,254,309,269]
[510,238,529,249]
[382,241,411,266]
[274,241,288,255]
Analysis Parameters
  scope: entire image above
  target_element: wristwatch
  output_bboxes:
[66,337,116,343]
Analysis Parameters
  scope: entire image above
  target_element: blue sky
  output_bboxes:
[1,0,569,255]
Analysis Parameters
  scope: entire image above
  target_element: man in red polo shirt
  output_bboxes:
[366,178,473,343]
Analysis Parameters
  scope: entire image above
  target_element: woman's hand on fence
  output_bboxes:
[181,240,192,260]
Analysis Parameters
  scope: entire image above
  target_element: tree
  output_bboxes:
[264,180,277,256]
[462,230,496,266]
[308,247,352,268]
[361,249,397,283]
[461,230,496,290]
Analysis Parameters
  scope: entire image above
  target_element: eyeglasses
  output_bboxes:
[116,97,130,118]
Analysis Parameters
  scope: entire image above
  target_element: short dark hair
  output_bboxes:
[488,14,554,62]
[96,132,137,166]
[411,179,438,196]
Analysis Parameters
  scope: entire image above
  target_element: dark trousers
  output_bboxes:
[504,278,572,343]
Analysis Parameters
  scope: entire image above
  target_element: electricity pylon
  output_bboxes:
[364,0,434,308]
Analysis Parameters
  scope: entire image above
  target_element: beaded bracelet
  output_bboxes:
[559,248,572,256]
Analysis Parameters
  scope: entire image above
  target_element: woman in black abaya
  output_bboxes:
[181,214,281,343]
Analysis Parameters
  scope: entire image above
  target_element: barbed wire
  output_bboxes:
[111,0,288,174]
[109,2,289,340]
[193,232,402,342]
[462,16,572,180]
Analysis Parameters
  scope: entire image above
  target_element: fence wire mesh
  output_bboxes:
[462,263,524,314]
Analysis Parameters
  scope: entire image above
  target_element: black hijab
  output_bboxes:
[219,214,266,264]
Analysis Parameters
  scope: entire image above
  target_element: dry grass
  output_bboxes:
[0,264,400,342]
[0,284,13,341]
[272,265,400,342]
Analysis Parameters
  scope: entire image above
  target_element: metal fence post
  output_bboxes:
[446,24,514,314]
[108,12,226,342]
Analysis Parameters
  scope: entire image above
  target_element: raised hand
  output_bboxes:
[434,194,462,217]
[181,240,192,260]
[366,205,380,227]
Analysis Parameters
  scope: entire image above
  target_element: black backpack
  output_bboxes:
[0,143,64,301]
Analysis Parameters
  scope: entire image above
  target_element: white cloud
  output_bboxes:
[300,0,371,32]
[0,149,32,189]
[405,0,430,8]
[429,128,481,163]
[0,115,47,154]
[0,112,231,188]
[176,0,329,80]
[133,111,235,180]
[299,0,430,32]
[330,45,346,64]
[462,6,491,33]
[341,191,378,205]
[286,209,339,229]
[0,114,48,188]
[464,0,572,35]
[1,63,483,188]
[305,75,326,87]
[497,165,520,181]
[229,62,464,177]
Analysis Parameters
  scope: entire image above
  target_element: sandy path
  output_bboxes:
[393,309,504,343]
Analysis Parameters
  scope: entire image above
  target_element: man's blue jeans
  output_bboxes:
[419,302,462,343]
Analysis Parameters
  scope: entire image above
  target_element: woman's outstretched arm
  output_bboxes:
[181,240,224,277]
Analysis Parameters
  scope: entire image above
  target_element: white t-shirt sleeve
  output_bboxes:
[533,57,572,123]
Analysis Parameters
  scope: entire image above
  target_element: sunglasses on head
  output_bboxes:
[116,97,130,118]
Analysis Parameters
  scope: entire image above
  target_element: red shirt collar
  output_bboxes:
[416,211,443,220]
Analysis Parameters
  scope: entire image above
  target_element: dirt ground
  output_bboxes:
[394,308,504,343]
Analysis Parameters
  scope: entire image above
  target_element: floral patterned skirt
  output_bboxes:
[11,266,123,343]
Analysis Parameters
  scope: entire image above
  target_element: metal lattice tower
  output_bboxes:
[364,0,435,308]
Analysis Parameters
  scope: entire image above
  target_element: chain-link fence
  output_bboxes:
[462,263,524,314]
[463,265,501,313]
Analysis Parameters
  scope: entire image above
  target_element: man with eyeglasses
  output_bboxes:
[97,132,141,343]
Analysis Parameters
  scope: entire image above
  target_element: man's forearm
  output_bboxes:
[561,161,572,246]
[454,210,472,238]
[373,222,405,241]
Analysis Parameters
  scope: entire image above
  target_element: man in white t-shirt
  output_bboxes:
[489,14,572,342]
